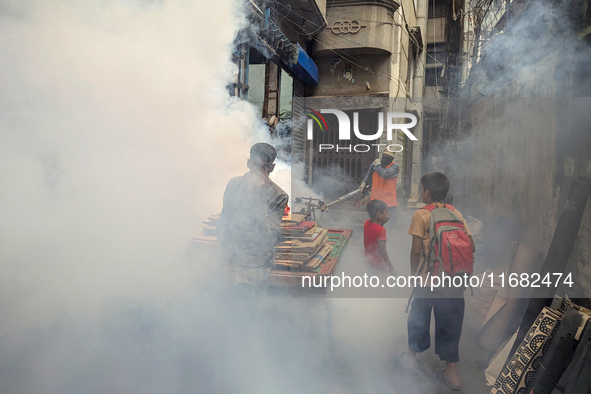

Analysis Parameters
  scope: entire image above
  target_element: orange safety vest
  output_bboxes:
[370,162,398,207]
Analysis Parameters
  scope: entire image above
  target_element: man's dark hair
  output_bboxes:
[367,199,388,218]
[420,172,450,201]
[250,143,277,165]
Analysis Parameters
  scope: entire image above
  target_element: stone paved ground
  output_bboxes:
[311,200,492,393]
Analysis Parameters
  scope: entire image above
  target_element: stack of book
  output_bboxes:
[275,213,333,271]
[192,212,352,288]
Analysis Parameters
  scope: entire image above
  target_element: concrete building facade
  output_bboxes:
[302,0,429,200]
[232,0,466,201]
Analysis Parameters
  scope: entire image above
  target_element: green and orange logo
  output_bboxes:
[304,107,329,132]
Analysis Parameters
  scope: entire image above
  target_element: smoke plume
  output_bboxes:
[0,1,428,393]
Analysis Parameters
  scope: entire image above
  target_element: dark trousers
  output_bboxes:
[407,296,465,363]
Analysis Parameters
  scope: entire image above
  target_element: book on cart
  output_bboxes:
[192,212,352,288]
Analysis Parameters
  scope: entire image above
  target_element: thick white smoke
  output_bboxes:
[0,2,425,393]
[0,0,268,321]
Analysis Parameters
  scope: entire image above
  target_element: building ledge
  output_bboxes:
[329,0,401,13]
[314,0,400,55]
[279,0,327,31]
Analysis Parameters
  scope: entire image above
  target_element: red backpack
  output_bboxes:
[422,204,474,276]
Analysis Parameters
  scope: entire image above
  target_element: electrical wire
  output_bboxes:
[274,2,408,64]
[273,0,451,99]
[431,0,441,94]
[282,15,410,97]
[396,0,455,77]
[329,0,337,13]
[399,0,447,112]
[308,7,398,26]
[277,4,291,23]
[274,0,446,100]
[395,12,444,109]
[398,0,447,135]
[274,2,411,96]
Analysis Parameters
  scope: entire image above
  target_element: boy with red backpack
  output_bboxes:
[406,172,475,391]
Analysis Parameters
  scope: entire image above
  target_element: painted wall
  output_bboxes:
[309,54,391,96]
[315,4,397,54]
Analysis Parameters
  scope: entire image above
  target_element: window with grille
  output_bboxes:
[428,0,447,19]
[426,43,446,65]
[423,118,441,141]
[425,67,442,86]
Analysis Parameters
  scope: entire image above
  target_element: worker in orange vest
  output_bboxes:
[359,150,400,222]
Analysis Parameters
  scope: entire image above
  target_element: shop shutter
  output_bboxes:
[291,77,306,163]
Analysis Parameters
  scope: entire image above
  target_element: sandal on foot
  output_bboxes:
[436,369,462,391]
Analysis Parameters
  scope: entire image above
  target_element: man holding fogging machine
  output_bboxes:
[359,150,400,225]
[217,143,288,289]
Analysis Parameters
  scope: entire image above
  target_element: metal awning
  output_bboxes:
[284,43,320,86]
